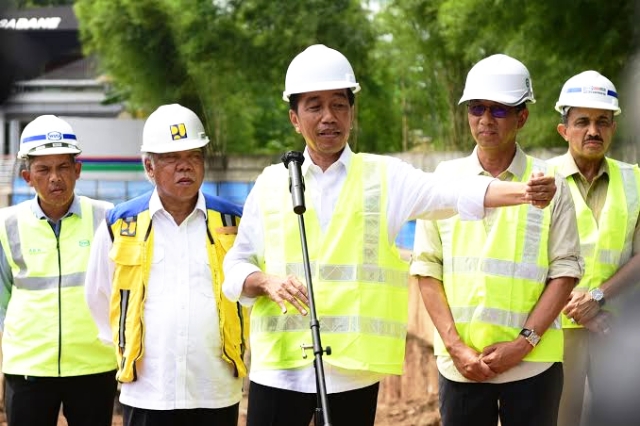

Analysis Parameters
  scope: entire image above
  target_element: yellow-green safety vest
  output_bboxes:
[107,192,249,383]
[251,153,409,375]
[561,158,640,328]
[0,197,116,376]
[435,156,563,362]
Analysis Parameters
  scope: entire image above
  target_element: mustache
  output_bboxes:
[584,135,604,142]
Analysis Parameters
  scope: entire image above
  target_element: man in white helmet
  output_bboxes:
[0,115,118,426]
[548,71,640,426]
[84,104,248,426]
[223,45,560,426]
[411,54,583,426]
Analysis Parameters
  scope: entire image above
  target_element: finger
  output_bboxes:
[287,276,310,304]
[282,290,308,316]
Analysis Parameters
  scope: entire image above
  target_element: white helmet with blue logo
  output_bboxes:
[140,104,210,154]
[555,70,621,115]
[18,115,82,160]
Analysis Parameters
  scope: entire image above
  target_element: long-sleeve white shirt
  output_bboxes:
[222,145,494,393]
[85,189,242,409]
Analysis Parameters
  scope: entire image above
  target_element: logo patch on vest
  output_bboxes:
[79,239,90,247]
[120,216,138,237]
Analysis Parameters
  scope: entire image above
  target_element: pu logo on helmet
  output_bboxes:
[47,131,63,141]
[170,123,188,140]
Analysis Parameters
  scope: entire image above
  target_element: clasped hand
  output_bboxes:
[451,339,532,382]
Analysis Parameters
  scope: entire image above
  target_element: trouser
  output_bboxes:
[4,369,118,426]
[558,328,592,426]
[246,380,380,426]
[439,362,563,426]
[582,309,640,426]
[121,403,239,426]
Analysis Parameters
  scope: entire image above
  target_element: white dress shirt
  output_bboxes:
[222,145,494,393]
[85,189,242,409]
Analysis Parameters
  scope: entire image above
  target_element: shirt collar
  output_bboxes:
[30,194,81,220]
[149,188,208,219]
[554,151,609,180]
[470,143,528,180]
[302,144,352,175]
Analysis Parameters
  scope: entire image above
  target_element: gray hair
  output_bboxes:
[141,152,156,185]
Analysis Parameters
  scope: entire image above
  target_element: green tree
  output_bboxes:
[379,0,637,151]
[75,0,393,155]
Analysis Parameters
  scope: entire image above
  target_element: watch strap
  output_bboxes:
[519,328,541,347]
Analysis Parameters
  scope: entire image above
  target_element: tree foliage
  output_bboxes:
[75,0,399,155]
[74,0,638,155]
[378,0,638,151]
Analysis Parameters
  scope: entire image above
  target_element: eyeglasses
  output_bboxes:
[467,104,514,119]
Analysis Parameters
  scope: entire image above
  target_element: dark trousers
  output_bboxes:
[439,362,563,426]
[4,369,118,426]
[122,403,239,426]
[246,380,379,426]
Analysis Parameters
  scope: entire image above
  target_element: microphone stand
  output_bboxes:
[281,151,332,426]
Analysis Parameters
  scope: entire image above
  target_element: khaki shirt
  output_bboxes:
[549,152,640,256]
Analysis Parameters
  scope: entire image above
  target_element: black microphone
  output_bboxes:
[281,151,306,214]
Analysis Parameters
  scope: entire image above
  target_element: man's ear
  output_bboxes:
[290,109,300,133]
[557,123,568,141]
[144,157,154,178]
[20,168,32,187]
[516,108,529,129]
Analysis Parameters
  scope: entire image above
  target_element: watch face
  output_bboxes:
[590,288,604,301]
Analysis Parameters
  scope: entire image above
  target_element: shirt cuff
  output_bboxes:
[223,263,262,306]
[456,176,494,220]
[547,256,584,281]
[409,260,443,281]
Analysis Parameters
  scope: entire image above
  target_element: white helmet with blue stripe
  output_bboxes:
[18,115,82,159]
[555,70,621,115]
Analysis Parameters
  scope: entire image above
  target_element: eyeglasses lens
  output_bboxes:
[468,104,510,118]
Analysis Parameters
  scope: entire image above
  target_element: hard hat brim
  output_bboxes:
[555,102,621,116]
[17,146,81,160]
[459,92,536,106]
[283,82,361,102]
[140,137,210,154]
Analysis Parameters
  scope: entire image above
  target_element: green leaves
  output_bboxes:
[72,0,637,155]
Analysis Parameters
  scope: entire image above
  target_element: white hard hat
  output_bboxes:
[18,115,82,160]
[140,104,210,153]
[555,70,621,115]
[459,54,535,106]
[282,44,360,102]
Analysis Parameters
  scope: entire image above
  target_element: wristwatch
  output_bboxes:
[589,288,606,307]
[519,328,541,347]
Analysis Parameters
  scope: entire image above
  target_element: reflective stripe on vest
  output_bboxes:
[562,159,640,327]
[252,154,409,374]
[0,197,116,376]
[269,262,408,287]
[436,157,562,362]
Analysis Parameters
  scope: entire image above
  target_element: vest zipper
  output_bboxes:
[56,229,62,377]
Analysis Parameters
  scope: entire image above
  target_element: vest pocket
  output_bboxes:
[109,241,144,290]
